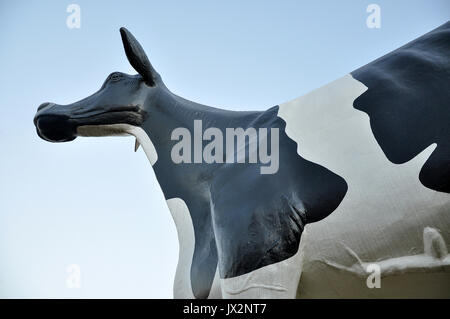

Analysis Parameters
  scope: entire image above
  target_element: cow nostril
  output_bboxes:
[38,102,51,111]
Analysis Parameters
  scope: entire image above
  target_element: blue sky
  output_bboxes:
[0,1,448,298]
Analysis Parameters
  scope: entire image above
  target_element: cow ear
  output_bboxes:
[120,27,158,86]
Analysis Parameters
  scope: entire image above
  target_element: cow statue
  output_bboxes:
[34,22,450,298]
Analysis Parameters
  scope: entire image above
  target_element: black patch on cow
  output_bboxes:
[210,106,348,278]
[352,21,450,193]
[143,97,348,295]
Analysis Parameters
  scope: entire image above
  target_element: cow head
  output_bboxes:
[34,28,161,143]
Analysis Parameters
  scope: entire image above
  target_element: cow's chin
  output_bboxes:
[36,122,141,142]
[35,120,133,142]
[35,112,146,142]
[76,124,136,137]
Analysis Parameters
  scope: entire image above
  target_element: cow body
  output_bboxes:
[280,74,450,298]
[34,22,450,298]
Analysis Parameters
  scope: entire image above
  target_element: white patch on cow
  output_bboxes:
[166,197,196,299]
[77,124,158,165]
[166,198,223,299]
[220,246,303,298]
[278,74,450,298]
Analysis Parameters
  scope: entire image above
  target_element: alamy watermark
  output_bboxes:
[366,263,381,288]
[170,120,279,174]
[66,264,81,288]
[366,4,381,29]
[66,4,81,29]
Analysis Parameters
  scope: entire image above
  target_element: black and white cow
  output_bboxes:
[34,22,450,298]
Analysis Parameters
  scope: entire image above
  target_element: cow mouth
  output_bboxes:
[34,106,146,142]
[35,114,77,142]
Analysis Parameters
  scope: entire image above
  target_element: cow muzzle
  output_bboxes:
[34,102,77,142]
[34,101,146,142]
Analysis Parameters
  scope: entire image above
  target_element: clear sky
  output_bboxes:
[0,1,448,298]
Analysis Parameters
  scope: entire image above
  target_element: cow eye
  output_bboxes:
[109,73,122,82]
